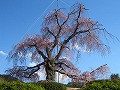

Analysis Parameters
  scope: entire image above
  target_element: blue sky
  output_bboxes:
[0,0,120,81]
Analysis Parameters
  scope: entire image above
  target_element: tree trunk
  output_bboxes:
[45,60,55,81]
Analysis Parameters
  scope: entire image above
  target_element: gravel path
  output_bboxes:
[67,87,80,90]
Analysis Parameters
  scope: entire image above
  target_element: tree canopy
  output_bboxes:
[6,3,111,82]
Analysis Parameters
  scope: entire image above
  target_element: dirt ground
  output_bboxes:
[66,88,80,90]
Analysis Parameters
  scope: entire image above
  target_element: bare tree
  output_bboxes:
[6,3,111,82]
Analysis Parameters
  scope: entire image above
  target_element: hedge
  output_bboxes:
[82,80,120,90]
[36,81,67,90]
[0,78,45,90]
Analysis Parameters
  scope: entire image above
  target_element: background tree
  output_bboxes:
[0,74,19,82]
[110,74,120,80]
[6,3,111,82]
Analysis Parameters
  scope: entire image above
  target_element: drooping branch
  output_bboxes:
[25,62,45,78]
[90,64,109,77]
[55,58,80,79]
[55,70,78,79]
[71,64,109,82]
[6,62,45,81]
[55,62,73,70]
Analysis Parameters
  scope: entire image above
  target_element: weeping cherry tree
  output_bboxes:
[6,3,112,82]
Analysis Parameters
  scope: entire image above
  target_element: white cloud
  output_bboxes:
[29,62,36,66]
[73,44,80,50]
[72,43,90,53]
[0,51,8,56]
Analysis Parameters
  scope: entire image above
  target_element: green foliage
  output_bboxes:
[36,81,67,90]
[0,74,19,82]
[67,82,84,88]
[83,82,103,90]
[82,80,120,90]
[0,80,45,90]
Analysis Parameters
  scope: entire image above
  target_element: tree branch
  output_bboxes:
[55,6,83,60]
[47,28,56,38]
[55,62,73,70]
[55,70,78,79]
[35,45,48,60]
[25,62,45,78]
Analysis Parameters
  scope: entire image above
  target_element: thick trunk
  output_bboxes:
[45,60,55,81]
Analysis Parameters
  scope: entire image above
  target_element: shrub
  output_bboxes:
[36,81,67,90]
[0,74,19,82]
[0,81,45,90]
[67,82,84,88]
[82,80,120,90]
[83,82,103,90]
